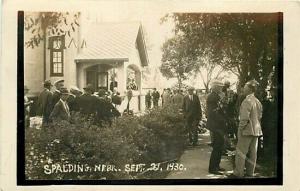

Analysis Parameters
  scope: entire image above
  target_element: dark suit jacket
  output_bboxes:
[67,94,79,112]
[152,91,160,102]
[206,91,226,133]
[37,88,53,121]
[182,94,202,121]
[50,99,70,121]
[77,94,99,115]
[52,90,61,110]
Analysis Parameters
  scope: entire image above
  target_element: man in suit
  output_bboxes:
[207,80,226,174]
[96,89,121,126]
[51,79,64,110]
[182,87,202,146]
[230,80,263,178]
[77,84,98,116]
[152,88,160,107]
[49,87,71,122]
[67,86,82,112]
[173,89,184,110]
[37,80,53,125]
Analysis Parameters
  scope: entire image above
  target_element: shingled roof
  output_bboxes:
[75,22,148,66]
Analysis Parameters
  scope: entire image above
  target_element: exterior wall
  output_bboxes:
[45,16,79,90]
[24,12,80,95]
[24,13,44,96]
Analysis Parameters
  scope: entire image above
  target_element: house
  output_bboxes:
[24,12,150,113]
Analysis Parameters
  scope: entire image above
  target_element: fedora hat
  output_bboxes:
[54,79,64,85]
[210,79,224,87]
[43,80,53,86]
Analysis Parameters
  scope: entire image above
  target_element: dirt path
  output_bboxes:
[166,131,234,179]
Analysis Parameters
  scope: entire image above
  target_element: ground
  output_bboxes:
[166,131,234,179]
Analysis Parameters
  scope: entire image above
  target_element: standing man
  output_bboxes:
[182,87,202,146]
[49,87,71,122]
[24,85,33,128]
[173,89,184,110]
[145,90,152,109]
[152,88,160,108]
[52,79,64,109]
[162,88,172,107]
[67,86,82,112]
[231,80,263,178]
[77,84,98,116]
[37,80,53,126]
[207,80,226,174]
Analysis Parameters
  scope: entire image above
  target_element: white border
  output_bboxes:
[1,0,300,190]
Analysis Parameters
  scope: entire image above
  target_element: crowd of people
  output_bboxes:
[24,79,122,128]
[24,77,278,178]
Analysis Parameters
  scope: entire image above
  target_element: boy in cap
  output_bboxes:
[50,87,71,122]
[37,80,53,125]
[229,80,263,178]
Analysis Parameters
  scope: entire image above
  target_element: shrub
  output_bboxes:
[25,106,187,180]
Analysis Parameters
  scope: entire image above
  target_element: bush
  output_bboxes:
[25,105,187,180]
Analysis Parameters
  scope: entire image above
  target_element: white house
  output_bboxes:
[24,12,150,113]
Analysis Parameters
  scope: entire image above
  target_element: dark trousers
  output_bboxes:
[186,118,199,144]
[209,131,225,171]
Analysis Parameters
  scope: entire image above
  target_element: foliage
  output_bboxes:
[160,35,200,90]
[25,12,80,48]
[161,13,281,96]
[25,106,187,180]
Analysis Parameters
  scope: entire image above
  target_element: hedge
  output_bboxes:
[25,105,187,180]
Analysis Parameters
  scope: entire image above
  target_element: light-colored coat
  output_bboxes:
[239,93,263,136]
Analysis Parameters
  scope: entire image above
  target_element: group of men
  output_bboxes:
[27,79,121,127]
[145,88,186,109]
[181,79,264,178]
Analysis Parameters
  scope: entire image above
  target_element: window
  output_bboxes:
[49,36,65,76]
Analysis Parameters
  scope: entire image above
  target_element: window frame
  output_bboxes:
[49,35,65,77]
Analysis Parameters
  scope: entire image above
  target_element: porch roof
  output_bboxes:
[75,22,149,66]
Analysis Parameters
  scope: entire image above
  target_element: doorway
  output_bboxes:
[86,66,109,91]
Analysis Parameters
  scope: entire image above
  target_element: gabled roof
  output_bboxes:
[75,22,149,66]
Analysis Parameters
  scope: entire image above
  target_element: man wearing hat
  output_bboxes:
[50,87,71,122]
[207,79,227,174]
[52,79,65,109]
[37,80,53,125]
[182,87,202,146]
[24,85,33,128]
[77,84,98,115]
[230,80,263,178]
[67,86,82,112]
[152,88,160,107]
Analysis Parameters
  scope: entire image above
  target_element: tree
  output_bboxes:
[161,13,281,96]
[25,12,80,80]
[160,35,200,90]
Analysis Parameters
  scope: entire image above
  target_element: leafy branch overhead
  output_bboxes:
[25,12,80,48]
[160,13,280,93]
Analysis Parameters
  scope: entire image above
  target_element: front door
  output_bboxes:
[86,71,108,92]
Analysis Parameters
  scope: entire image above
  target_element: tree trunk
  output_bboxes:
[177,75,182,90]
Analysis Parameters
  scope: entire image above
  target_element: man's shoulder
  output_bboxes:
[207,92,218,100]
